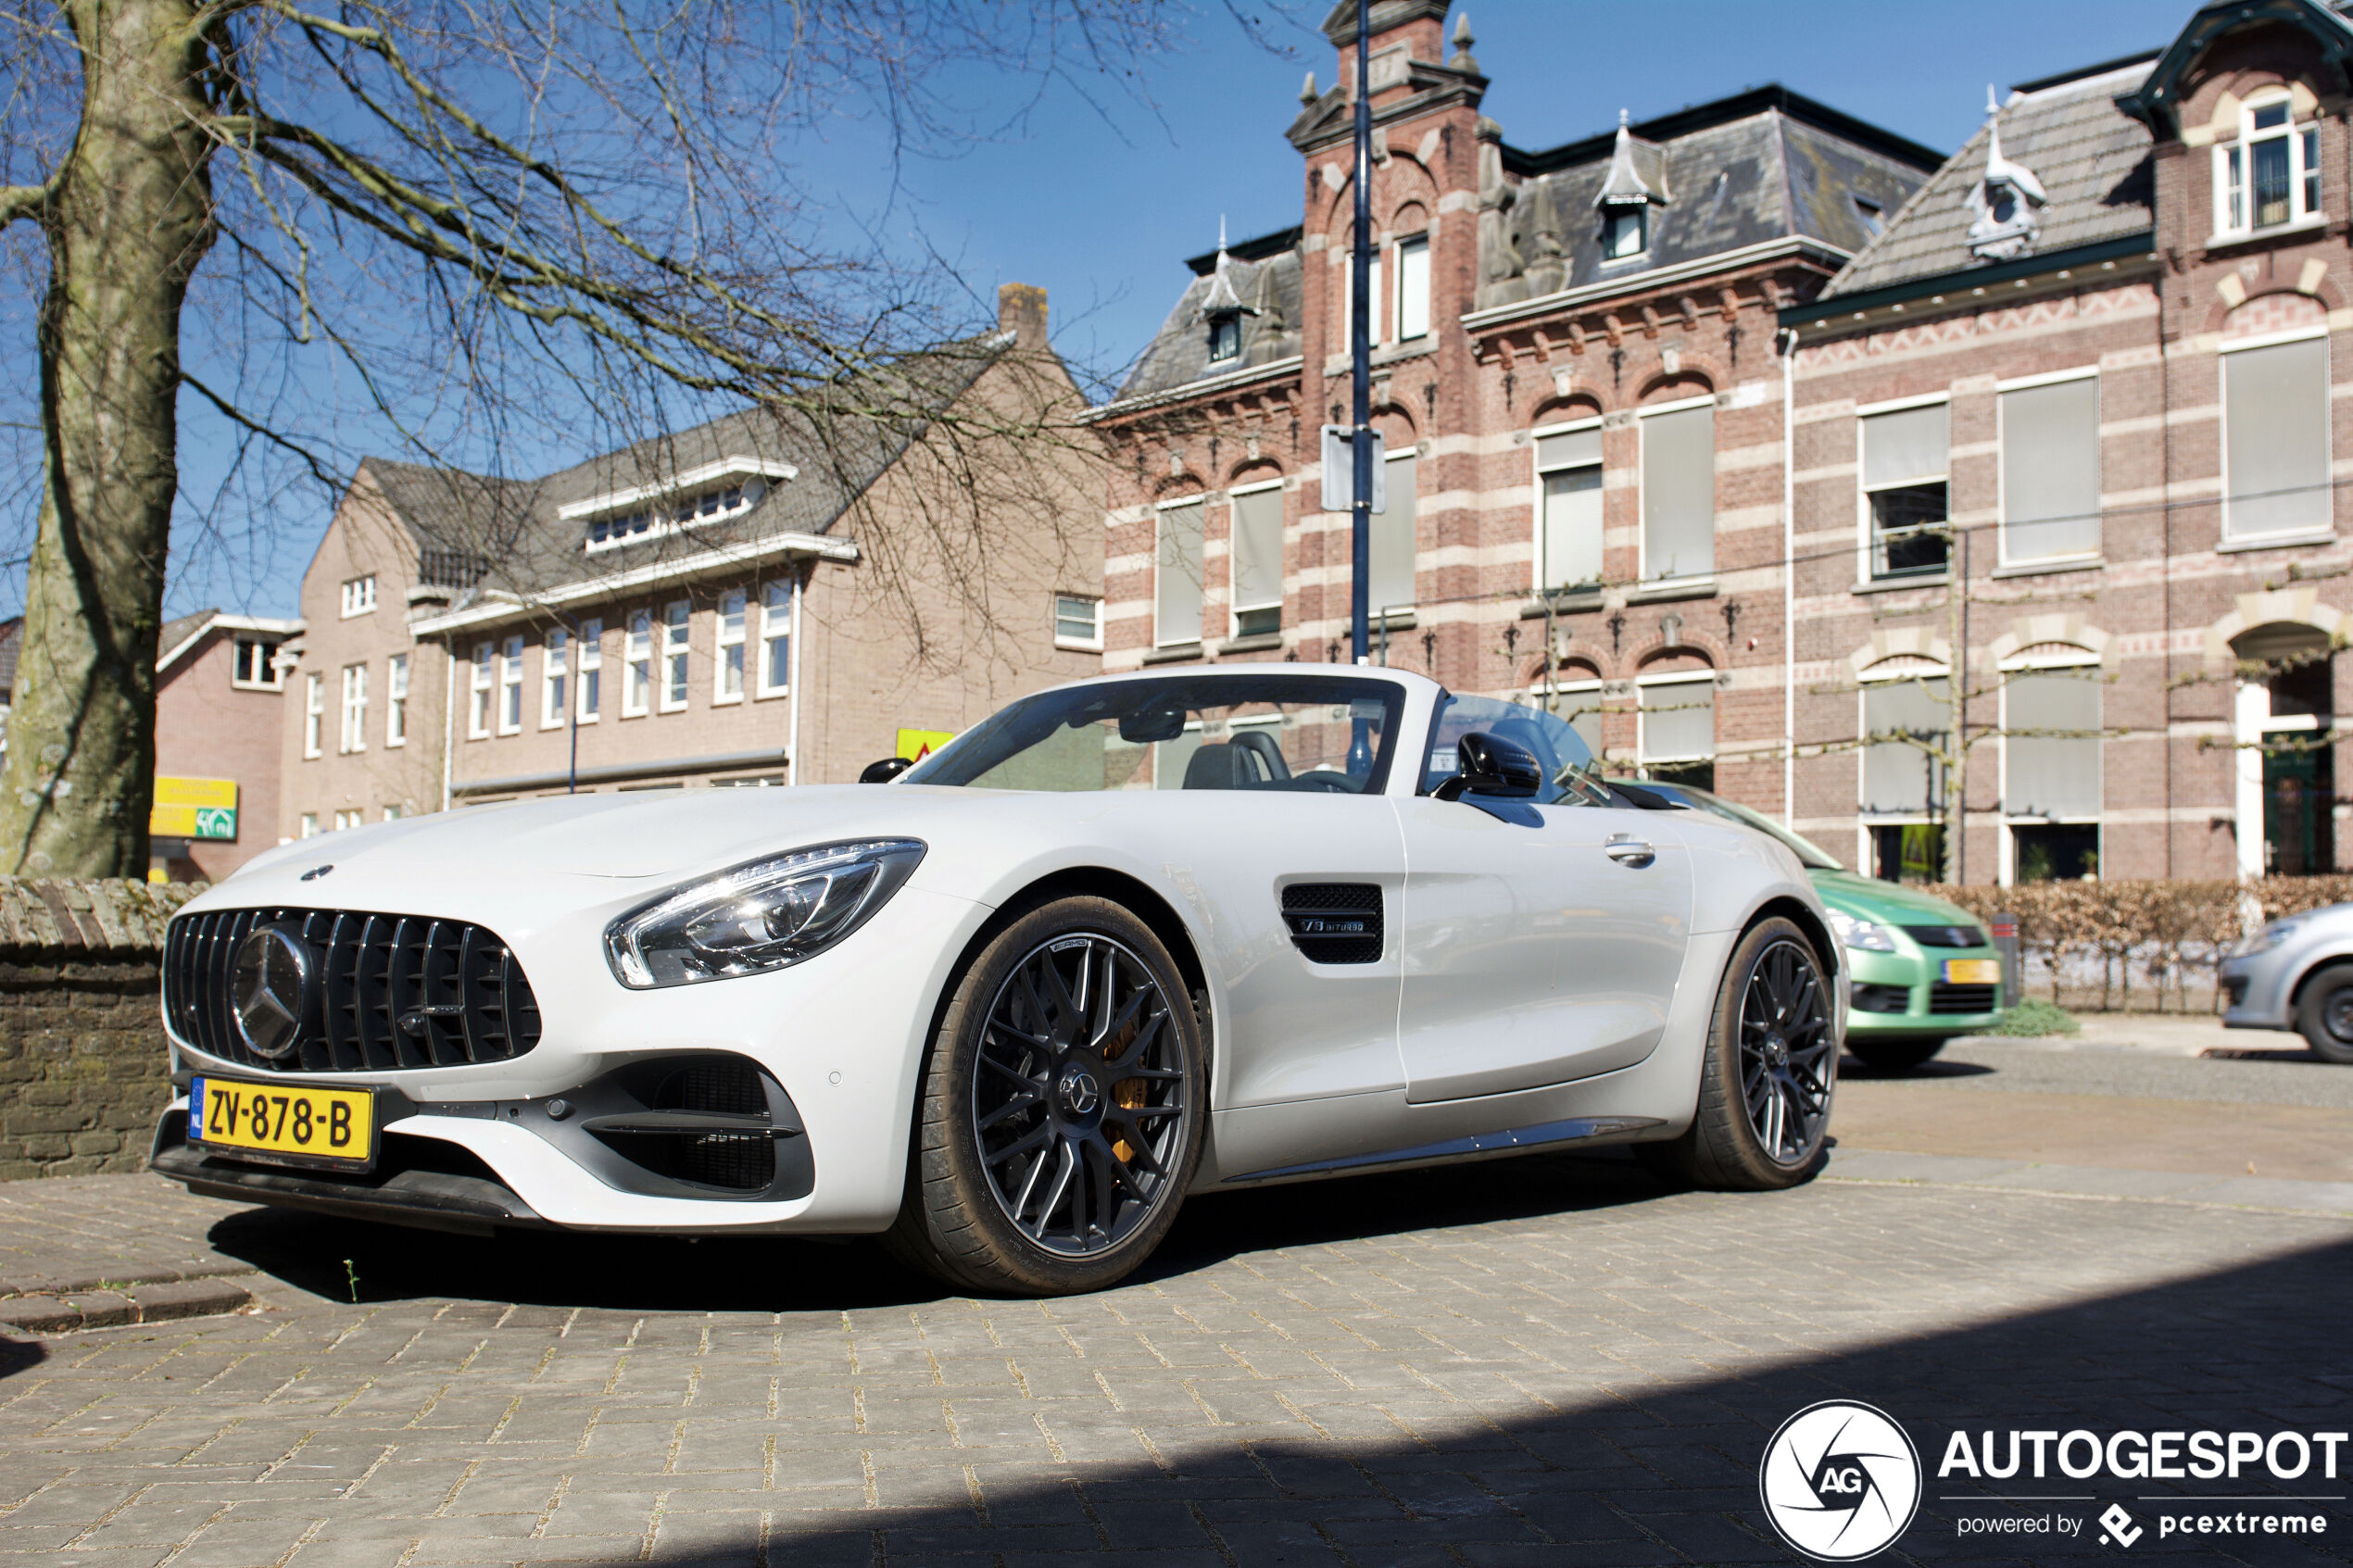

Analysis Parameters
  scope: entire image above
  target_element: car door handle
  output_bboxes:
[1604,835,1656,868]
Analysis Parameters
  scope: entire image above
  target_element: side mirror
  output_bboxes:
[1434,731,1542,801]
[859,757,914,784]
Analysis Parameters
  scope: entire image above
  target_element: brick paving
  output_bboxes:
[0,1156,2348,1566]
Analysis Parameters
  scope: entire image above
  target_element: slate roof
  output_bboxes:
[1111,87,1934,407]
[358,338,1013,598]
[1821,59,2157,299]
[157,610,218,668]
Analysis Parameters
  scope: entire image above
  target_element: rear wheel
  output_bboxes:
[2296,965,2353,1064]
[1644,916,1836,1189]
[887,897,1206,1295]
[1846,1038,1946,1073]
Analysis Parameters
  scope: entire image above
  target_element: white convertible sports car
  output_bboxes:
[151,666,1842,1295]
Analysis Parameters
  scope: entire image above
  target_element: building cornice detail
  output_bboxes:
[409,530,857,636]
[1461,236,1850,333]
[1083,356,1304,423]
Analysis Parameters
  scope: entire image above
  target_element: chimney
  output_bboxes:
[998,282,1048,350]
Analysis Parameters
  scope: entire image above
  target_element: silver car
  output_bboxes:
[2221,902,2353,1061]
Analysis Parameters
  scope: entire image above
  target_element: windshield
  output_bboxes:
[1422,693,1605,806]
[900,674,1408,794]
[1637,781,1844,870]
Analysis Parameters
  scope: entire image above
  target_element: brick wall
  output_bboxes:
[0,879,201,1179]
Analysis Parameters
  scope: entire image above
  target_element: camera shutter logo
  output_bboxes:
[1758,1400,1922,1561]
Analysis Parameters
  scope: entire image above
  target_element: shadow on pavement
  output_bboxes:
[0,1337,44,1378]
[614,1229,2353,1566]
[204,1149,1683,1311]
[1838,1052,1995,1081]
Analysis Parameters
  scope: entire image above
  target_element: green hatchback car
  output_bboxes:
[1609,780,2007,1069]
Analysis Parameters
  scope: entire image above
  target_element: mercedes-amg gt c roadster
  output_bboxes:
[152,666,1843,1295]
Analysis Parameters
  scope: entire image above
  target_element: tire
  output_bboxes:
[1643,916,1837,1190]
[886,896,1207,1295]
[1846,1038,1946,1073]
[2296,965,2353,1064]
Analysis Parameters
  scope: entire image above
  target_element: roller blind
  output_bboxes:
[1396,236,1430,340]
[1542,469,1604,589]
[1536,427,1601,471]
[1861,677,1950,815]
[1641,404,1715,579]
[1153,502,1204,646]
[2003,671,2101,819]
[1862,403,1948,488]
[2226,336,2331,538]
[1640,679,1715,761]
[1230,489,1284,612]
[1370,453,1417,611]
[1557,686,1604,759]
[2001,377,2100,560]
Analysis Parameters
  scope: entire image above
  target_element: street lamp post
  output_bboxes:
[1349,0,1373,670]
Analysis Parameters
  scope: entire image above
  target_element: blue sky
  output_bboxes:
[142,0,2190,621]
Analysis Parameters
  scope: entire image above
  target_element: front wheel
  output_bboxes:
[886,897,1206,1295]
[1644,916,1837,1189]
[2296,965,2353,1064]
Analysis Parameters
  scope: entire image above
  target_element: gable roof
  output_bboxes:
[1809,59,2157,307]
[2117,0,2353,131]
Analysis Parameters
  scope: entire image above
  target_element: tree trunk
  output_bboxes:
[0,1,216,876]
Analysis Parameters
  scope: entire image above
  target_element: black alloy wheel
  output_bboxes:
[887,896,1206,1295]
[972,933,1189,1256]
[1737,936,1836,1164]
[1637,915,1836,1190]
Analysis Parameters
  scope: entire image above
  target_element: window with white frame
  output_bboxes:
[2224,332,2332,539]
[338,663,367,754]
[1535,422,1604,591]
[542,628,570,728]
[661,600,690,710]
[623,610,652,715]
[1154,499,1206,646]
[470,641,494,737]
[498,634,524,734]
[385,653,408,746]
[333,809,361,833]
[339,574,377,618]
[384,804,405,822]
[715,590,747,702]
[1054,594,1103,650]
[2002,654,2102,883]
[2000,372,2100,562]
[577,618,602,720]
[1603,206,1647,261]
[304,672,324,759]
[758,583,791,696]
[1369,450,1417,615]
[1639,399,1714,580]
[1636,672,1715,791]
[1394,233,1430,341]
[1228,484,1283,638]
[1859,400,1948,580]
[1860,666,1951,884]
[299,812,319,837]
[231,638,283,690]
[2215,93,2322,237]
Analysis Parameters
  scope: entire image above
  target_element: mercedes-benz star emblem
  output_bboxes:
[1058,1067,1101,1117]
[232,927,312,1061]
[298,864,333,882]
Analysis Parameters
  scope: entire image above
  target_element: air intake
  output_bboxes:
[585,1055,778,1192]
[1281,884,1383,964]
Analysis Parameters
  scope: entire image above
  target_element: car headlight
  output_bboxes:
[1827,909,1898,953]
[605,839,926,988]
[2237,918,2305,958]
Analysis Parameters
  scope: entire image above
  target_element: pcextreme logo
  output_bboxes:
[1758,1400,1924,1561]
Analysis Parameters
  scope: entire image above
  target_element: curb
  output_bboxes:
[0,1269,258,1335]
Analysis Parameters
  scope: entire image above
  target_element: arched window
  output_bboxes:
[1999,642,2101,884]
[2215,88,2322,237]
[1857,654,1950,884]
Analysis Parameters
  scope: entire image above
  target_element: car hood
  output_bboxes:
[229,784,1007,887]
[1806,869,1980,928]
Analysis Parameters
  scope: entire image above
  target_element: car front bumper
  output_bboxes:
[2220,950,2296,1030]
[1842,944,2006,1037]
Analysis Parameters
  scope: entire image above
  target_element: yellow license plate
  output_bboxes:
[188,1076,376,1170]
[1943,959,2001,986]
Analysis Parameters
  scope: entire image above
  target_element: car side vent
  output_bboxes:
[585,1054,777,1191]
[1281,884,1384,964]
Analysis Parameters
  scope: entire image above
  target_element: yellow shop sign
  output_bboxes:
[151,776,238,841]
[895,728,954,763]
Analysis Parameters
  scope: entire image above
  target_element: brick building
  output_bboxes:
[1088,0,1938,809]
[1782,0,2353,884]
[149,612,300,881]
[277,288,1102,837]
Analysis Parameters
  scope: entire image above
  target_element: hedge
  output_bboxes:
[1914,878,2353,1011]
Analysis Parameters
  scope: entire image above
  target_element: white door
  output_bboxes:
[1392,797,1693,1105]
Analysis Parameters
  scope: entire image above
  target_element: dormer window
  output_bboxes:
[2217,93,2322,237]
[560,456,793,553]
[1854,197,1885,239]
[1603,207,1647,260]
[1208,315,1241,364]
